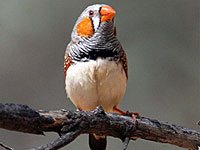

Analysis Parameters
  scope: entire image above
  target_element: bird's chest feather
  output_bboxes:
[65,58,127,111]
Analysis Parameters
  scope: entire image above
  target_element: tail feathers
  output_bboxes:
[89,134,107,150]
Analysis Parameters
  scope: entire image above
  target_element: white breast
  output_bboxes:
[65,58,127,112]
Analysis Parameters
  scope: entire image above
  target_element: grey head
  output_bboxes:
[67,4,122,63]
[71,4,116,42]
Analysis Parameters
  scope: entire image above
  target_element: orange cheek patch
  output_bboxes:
[76,17,94,37]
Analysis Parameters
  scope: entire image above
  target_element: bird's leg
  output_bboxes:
[113,106,140,122]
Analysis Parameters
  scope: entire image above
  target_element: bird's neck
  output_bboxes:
[69,23,121,62]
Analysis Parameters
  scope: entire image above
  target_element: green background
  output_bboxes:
[0,0,199,149]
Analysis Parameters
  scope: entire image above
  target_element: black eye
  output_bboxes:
[89,10,94,16]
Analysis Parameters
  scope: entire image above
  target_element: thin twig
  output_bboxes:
[122,137,130,150]
[34,130,82,150]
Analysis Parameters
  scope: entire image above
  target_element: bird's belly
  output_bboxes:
[65,58,127,112]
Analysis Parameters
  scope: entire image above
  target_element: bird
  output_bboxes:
[64,4,128,150]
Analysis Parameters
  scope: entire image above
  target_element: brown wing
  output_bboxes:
[64,51,72,77]
[120,48,128,79]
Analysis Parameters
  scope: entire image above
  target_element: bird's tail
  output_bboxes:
[89,134,107,150]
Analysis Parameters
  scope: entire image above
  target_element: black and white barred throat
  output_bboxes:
[69,21,122,62]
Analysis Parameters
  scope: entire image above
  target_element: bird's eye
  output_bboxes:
[89,10,94,16]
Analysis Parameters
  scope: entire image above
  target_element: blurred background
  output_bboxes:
[0,0,199,150]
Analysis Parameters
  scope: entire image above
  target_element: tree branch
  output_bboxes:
[0,103,200,150]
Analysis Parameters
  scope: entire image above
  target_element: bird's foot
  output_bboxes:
[113,106,140,122]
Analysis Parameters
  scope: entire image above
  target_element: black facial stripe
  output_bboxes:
[99,6,102,25]
[89,10,101,32]
[89,16,95,34]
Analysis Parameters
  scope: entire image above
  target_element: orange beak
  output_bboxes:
[100,5,116,22]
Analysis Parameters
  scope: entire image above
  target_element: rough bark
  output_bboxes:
[0,103,200,150]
